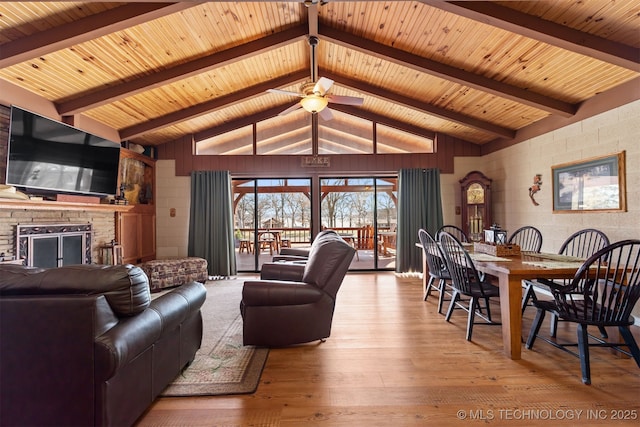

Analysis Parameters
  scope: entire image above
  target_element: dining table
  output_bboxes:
[418,243,587,360]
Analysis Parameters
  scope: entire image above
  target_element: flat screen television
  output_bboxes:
[6,106,121,197]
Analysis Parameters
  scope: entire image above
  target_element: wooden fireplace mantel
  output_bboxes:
[0,198,133,212]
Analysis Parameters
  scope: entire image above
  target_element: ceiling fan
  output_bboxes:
[266,36,364,121]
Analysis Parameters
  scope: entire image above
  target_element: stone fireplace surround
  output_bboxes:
[17,223,93,267]
[0,209,116,265]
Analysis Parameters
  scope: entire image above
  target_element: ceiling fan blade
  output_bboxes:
[327,94,364,106]
[318,107,334,121]
[313,77,334,95]
[267,88,303,98]
[278,102,303,116]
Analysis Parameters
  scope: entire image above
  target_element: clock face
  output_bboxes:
[467,183,485,204]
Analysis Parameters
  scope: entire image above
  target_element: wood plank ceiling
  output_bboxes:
[0,1,638,152]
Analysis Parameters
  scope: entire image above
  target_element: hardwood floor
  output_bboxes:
[136,272,640,426]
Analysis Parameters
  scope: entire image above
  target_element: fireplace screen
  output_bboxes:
[17,224,92,267]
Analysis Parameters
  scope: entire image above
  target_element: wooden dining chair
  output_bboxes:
[526,239,640,384]
[438,231,501,341]
[521,228,610,337]
[436,225,469,243]
[508,226,542,253]
[418,228,451,313]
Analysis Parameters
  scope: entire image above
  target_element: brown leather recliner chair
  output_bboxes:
[240,231,355,347]
[271,229,339,262]
[0,264,206,427]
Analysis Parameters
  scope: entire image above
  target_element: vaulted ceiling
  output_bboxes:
[1,1,638,152]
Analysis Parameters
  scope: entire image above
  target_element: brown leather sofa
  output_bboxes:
[240,230,355,347]
[0,263,206,427]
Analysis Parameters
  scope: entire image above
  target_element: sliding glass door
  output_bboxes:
[234,176,396,272]
[320,177,397,270]
[233,178,312,272]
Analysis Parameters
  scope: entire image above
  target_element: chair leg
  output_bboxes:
[424,276,435,301]
[445,291,459,322]
[550,314,558,338]
[437,280,446,314]
[597,326,608,339]
[483,297,492,322]
[619,326,640,368]
[526,308,546,349]
[521,283,536,315]
[466,297,477,341]
[577,323,591,385]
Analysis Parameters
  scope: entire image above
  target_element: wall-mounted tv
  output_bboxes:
[6,106,121,197]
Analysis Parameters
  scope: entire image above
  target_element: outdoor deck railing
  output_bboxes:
[236,226,394,250]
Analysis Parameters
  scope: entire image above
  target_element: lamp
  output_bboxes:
[300,94,329,113]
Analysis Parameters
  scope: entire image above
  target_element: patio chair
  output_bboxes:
[526,239,640,384]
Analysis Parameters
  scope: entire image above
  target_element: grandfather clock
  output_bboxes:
[459,171,492,242]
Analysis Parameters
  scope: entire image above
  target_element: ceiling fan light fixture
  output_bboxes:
[300,95,329,113]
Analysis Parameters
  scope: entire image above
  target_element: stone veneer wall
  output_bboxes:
[0,210,117,264]
[0,104,117,263]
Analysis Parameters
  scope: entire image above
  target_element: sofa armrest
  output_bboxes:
[94,282,206,381]
[279,247,311,257]
[242,280,324,306]
[271,255,308,263]
[94,309,162,381]
[260,262,305,281]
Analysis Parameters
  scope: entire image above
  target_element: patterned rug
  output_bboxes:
[159,277,269,396]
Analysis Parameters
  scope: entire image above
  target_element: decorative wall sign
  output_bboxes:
[301,156,330,167]
[552,152,626,212]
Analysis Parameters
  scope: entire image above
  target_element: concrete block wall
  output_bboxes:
[155,160,190,258]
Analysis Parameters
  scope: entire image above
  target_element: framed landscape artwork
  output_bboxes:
[552,151,626,213]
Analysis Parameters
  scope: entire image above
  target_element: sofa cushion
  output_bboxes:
[0,264,151,317]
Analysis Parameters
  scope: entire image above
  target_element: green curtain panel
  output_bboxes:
[396,168,443,273]
[188,170,237,277]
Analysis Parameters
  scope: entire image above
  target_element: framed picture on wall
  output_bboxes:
[552,151,626,213]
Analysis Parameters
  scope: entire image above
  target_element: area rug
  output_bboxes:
[159,277,269,397]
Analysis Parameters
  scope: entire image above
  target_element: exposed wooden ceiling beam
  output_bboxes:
[119,70,309,140]
[0,3,197,69]
[320,24,576,117]
[422,0,640,72]
[57,24,308,115]
[329,104,437,142]
[321,70,515,139]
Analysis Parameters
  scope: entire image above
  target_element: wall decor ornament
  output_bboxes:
[529,174,542,206]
